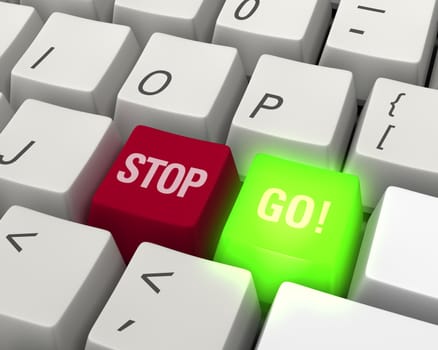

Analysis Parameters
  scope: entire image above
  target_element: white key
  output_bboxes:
[0,93,13,131]
[113,0,225,48]
[20,0,115,21]
[0,2,42,99]
[227,54,356,177]
[11,12,140,117]
[0,206,125,350]
[320,0,438,102]
[86,242,261,350]
[0,99,121,222]
[256,282,438,349]
[349,186,438,325]
[114,33,247,142]
[344,78,438,211]
[213,0,332,75]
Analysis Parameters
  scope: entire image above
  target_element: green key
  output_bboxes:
[214,154,363,308]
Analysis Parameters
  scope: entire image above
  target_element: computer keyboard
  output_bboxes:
[1,0,438,349]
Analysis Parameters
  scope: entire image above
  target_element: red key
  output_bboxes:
[87,125,241,262]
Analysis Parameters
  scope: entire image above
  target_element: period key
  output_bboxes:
[87,125,241,262]
[214,154,363,308]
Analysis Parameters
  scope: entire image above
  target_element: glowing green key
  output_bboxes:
[214,154,363,308]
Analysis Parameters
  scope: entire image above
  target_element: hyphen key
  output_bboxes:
[87,125,241,262]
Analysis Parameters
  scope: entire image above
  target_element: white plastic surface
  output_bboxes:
[20,0,115,21]
[320,0,438,101]
[0,99,121,222]
[114,33,247,142]
[0,2,42,98]
[0,206,125,350]
[113,0,225,47]
[256,282,438,349]
[344,78,438,211]
[349,186,438,325]
[227,54,356,177]
[11,12,140,116]
[86,242,261,350]
[213,0,332,75]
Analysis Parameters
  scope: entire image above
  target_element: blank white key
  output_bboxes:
[86,242,261,350]
[344,78,438,211]
[0,99,121,222]
[0,93,12,131]
[349,186,438,325]
[0,2,42,99]
[114,33,247,142]
[213,0,332,75]
[11,12,140,117]
[227,54,356,177]
[320,0,438,102]
[256,282,438,349]
[0,206,125,350]
[20,0,115,21]
[113,0,225,48]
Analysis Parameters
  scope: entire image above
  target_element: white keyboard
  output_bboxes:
[1,1,438,349]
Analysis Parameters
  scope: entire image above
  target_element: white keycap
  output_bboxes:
[213,0,331,76]
[114,33,247,142]
[256,282,438,349]
[11,12,140,117]
[344,78,438,211]
[86,242,261,350]
[320,0,438,102]
[349,186,438,325]
[0,2,42,99]
[0,99,121,222]
[0,206,125,350]
[20,0,115,21]
[113,0,225,48]
[0,93,12,131]
[227,54,356,177]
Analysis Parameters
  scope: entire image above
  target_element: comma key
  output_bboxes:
[86,243,260,350]
[87,125,241,262]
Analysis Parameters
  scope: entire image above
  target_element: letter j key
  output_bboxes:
[87,125,241,262]
[214,154,363,309]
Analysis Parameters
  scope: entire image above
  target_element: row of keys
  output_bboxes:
[3,95,438,319]
[0,206,260,349]
[2,1,438,106]
[4,184,438,349]
[2,73,438,217]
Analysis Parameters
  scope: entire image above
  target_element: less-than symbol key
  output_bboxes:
[6,232,38,252]
[141,272,174,294]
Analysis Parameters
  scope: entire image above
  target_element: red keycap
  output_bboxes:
[87,125,241,262]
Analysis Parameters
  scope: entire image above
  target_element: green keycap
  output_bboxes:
[214,154,363,308]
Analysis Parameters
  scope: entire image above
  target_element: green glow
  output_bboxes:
[214,154,363,307]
